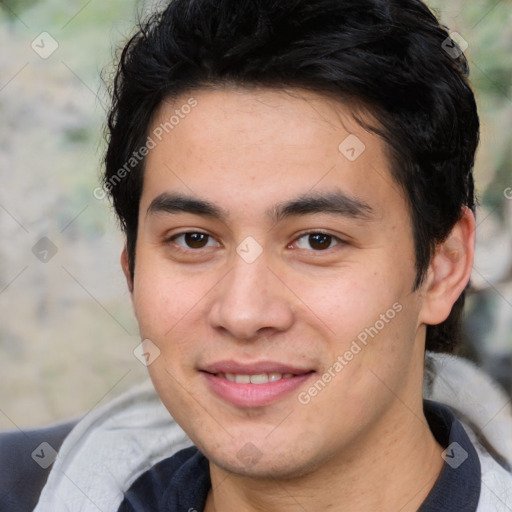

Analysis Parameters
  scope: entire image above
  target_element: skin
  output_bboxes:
[122,86,475,511]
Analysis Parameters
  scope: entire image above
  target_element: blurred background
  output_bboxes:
[0,0,511,430]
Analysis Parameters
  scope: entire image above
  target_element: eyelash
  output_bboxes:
[292,231,342,252]
[167,231,343,254]
[168,232,219,252]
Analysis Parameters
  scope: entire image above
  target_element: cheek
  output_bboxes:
[299,265,406,337]
[132,251,195,339]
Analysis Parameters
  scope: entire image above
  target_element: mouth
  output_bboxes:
[213,372,298,384]
[200,361,315,407]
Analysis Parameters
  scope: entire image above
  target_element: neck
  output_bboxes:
[204,399,444,512]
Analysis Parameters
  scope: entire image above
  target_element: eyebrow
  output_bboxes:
[270,190,374,223]
[146,190,375,224]
[147,193,230,221]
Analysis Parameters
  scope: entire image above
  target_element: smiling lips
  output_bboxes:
[201,361,315,407]
[217,372,295,384]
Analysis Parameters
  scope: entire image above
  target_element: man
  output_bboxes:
[28,0,512,510]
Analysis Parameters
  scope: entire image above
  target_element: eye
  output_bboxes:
[169,232,220,250]
[292,232,341,251]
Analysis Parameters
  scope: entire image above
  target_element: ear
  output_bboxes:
[418,206,475,326]
[121,246,134,294]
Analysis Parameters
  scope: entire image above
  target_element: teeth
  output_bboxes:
[217,372,293,384]
[250,373,269,384]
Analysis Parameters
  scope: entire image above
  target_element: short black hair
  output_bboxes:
[103,0,479,353]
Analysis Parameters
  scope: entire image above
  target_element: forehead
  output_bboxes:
[141,86,408,227]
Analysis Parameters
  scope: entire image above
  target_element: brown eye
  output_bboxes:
[184,233,208,248]
[308,233,332,250]
[294,232,340,251]
[170,232,219,250]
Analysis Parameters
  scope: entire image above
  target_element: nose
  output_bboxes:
[208,252,295,341]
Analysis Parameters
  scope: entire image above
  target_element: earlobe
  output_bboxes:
[121,246,134,293]
[419,206,475,325]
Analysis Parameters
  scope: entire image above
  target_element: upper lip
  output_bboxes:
[200,360,314,375]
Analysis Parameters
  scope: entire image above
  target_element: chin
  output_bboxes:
[199,436,325,481]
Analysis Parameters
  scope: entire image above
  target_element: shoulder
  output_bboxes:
[0,420,77,512]
[34,379,193,512]
[424,353,512,510]
[425,351,512,469]
[476,446,512,511]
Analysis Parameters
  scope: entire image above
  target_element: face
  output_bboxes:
[128,87,429,479]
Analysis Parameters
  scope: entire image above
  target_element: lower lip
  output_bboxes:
[202,372,314,408]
